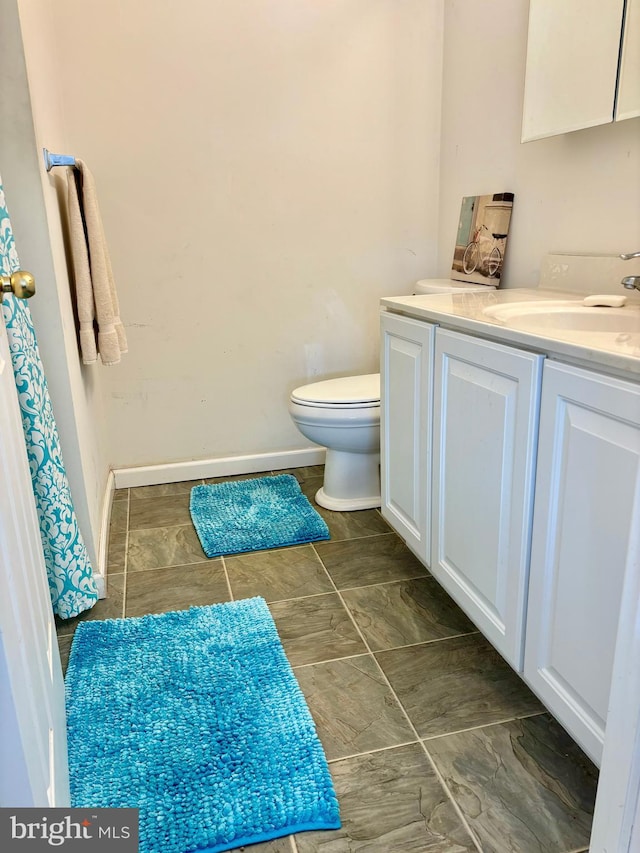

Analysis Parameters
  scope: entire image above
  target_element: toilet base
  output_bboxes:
[315,449,381,512]
[315,487,381,512]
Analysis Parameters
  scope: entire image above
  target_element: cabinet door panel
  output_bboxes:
[432,329,543,669]
[522,0,625,140]
[616,0,640,120]
[380,312,435,564]
[525,361,640,766]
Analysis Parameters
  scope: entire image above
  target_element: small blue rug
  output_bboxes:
[65,598,340,853]
[190,474,330,558]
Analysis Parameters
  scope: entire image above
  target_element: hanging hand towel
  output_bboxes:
[67,160,128,365]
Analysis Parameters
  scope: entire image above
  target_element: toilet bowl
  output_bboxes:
[289,279,497,512]
[288,374,381,511]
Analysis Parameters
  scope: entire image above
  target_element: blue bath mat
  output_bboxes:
[190,474,330,557]
[65,597,340,853]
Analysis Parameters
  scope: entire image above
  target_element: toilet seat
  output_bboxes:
[291,374,380,409]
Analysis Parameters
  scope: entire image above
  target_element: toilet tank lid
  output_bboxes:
[291,373,380,404]
[414,278,496,294]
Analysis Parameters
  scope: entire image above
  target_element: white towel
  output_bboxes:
[67,160,128,365]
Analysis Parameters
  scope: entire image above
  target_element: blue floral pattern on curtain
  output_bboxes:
[0,179,98,619]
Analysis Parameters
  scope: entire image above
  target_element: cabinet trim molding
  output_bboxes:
[524,359,640,766]
[431,329,543,670]
[380,312,435,564]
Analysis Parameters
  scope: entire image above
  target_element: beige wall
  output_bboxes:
[43,0,443,468]
[437,0,640,288]
[14,0,638,487]
[2,0,108,564]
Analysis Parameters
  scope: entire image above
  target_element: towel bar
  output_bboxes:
[43,148,76,172]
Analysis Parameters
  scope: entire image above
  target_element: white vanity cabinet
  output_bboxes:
[431,329,543,670]
[381,293,640,835]
[524,360,640,766]
[380,312,435,565]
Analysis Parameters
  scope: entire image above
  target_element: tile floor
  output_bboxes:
[56,466,598,853]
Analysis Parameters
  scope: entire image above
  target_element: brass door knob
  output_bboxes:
[0,270,36,302]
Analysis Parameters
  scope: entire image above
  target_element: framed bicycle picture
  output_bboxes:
[451,192,514,287]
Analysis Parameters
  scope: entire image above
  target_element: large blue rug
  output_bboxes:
[65,598,340,853]
[190,474,330,557]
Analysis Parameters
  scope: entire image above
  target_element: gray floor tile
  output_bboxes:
[299,478,390,541]
[130,480,202,500]
[278,465,325,484]
[107,527,127,572]
[315,534,428,589]
[55,573,125,638]
[57,634,73,677]
[127,524,207,572]
[204,472,272,485]
[269,594,367,666]
[294,655,415,760]
[298,474,325,500]
[107,499,129,571]
[128,494,192,530]
[315,507,391,543]
[109,498,129,533]
[92,466,596,849]
[426,714,598,853]
[226,545,334,602]
[295,743,477,852]
[229,836,294,852]
[342,577,476,651]
[376,633,544,738]
[125,561,229,617]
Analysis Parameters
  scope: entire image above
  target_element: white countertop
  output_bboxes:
[380,288,640,379]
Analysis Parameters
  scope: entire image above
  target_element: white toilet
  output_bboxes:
[289,373,380,511]
[289,278,496,511]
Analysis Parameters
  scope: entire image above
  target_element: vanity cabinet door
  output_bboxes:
[380,312,435,565]
[431,329,543,670]
[524,361,640,767]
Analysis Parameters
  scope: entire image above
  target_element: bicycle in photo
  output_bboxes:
[462,224,506,277]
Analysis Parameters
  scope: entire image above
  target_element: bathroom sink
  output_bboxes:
[482,300,640,335]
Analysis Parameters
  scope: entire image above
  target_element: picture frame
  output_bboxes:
[451,192,514,286]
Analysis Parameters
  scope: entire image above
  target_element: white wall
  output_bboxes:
[14,0,638,487]
[44,0,443,468]
[1,0,109,565]
[437,0,640,288]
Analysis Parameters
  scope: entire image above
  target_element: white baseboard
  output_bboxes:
[94,469,115,598]
[112,448,326,489]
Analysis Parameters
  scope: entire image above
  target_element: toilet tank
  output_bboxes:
[413,278,497,295]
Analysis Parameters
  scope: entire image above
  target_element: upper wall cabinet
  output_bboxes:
[522,0,639,142]
[617,0,640,121]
